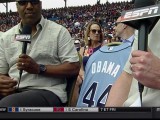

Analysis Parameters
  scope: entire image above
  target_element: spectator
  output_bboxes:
[0,1,134,35]
[71,21,103,106]
[112,16,135,44]
[74,39,81,52]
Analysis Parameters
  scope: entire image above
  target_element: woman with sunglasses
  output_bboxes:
[82,21,104,70]
[0,0,80,107]
[71,21,104,106]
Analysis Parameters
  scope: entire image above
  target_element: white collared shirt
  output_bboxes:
[0,16,79,103]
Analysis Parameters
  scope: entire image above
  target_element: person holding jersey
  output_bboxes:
[76,17,135,107]
[106,0,160,107]
[0,0,80,107]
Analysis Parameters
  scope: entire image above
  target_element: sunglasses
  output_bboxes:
[17,0,40,6]
[90,29,101,34]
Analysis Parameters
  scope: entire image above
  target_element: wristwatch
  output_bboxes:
[39,64,47,74]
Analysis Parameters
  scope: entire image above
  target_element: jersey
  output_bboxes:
[77,42,132,107]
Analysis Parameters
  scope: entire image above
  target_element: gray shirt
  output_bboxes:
[0,16,79,103]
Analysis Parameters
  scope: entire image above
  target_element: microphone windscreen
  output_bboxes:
[134,0,156,8]
[21,25,32,34]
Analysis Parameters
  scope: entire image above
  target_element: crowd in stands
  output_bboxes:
[0,1,133,41]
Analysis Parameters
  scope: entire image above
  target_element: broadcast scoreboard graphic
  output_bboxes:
[0,107,160,119]
[0,107,160,113]
[5,107,99,112]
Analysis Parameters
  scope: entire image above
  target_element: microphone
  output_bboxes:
[121,0,160,32]
[15,25,32,88]
[121,0,160,106]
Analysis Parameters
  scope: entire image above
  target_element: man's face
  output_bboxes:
[16,0,42,25]
[113,17,125,38]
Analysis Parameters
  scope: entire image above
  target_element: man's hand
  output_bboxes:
[17,54,39,74]
[0,75,17,96]
[130,50,160,89]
